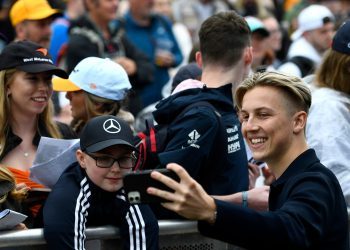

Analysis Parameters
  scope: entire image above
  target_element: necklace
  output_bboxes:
[17,146,30,158]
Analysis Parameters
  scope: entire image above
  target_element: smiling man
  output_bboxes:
[147,71,349,249]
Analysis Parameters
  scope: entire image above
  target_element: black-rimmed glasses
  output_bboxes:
[85,153,136,169]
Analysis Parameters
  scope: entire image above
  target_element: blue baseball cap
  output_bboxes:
[332,20,350,55]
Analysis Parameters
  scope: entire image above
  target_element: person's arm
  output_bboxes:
[121,35,154,88]
[43,179,87,250]
[212,185,270,212]
[120,203,159,250]
[158,16,183,67]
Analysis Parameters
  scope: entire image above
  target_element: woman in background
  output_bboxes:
[53,56,134,134]
[306,20,350,208]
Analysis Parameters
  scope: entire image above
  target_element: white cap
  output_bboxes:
[291,5,334,40]
[53,57,131,101]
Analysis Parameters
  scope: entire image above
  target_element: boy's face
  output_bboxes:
[77,145,134,192]
[240,86,295,164]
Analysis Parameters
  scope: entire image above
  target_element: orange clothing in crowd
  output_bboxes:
[284,0,301,11]
[8,167,46,217]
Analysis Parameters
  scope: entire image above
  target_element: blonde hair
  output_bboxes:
[315,49,350,95]
[235,71,312,114]
[0,69,62,156]
[0,166,27,203]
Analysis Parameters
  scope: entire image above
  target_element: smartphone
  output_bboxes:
[123,169,180,204]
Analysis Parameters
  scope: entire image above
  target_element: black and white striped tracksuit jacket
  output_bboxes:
[43,163,159,250]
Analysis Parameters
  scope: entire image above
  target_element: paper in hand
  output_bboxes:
[0,209,27,230]
[30,137,80,188]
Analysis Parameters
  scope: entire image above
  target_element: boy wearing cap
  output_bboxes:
[43,115,159,250]
[53,56,135,134]
[9,0,62,49]
[0,40,76,224]
[278,4,335,77]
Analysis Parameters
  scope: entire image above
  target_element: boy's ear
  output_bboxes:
[76,150,86,169]
[293,111,307,134]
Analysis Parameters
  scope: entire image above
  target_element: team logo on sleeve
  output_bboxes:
[187,130,201,148]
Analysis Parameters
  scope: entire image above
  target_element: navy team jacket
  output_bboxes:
[43,163,159,250]
[153,84,249,196]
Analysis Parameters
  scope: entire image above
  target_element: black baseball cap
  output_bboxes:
[332,20,350,55]
[80,115,136,153]
[0,40,68,78]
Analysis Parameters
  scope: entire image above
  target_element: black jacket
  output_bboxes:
[198,149,349,250]
[153,84,249,195]
[0,121,76,161]
[44,162,159,250]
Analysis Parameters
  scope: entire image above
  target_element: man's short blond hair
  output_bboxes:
[235,71,312,114]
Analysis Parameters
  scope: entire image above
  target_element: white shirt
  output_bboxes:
[306,87,350,207]
[278,37,323,77]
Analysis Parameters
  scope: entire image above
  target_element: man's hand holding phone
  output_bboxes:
[124,169,180,204]
[145,163,217,223]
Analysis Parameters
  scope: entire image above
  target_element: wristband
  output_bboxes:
[242,191,248,207]
[208,210,217,225]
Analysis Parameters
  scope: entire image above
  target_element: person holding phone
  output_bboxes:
[43,115,159,250]
[147,71,349,249]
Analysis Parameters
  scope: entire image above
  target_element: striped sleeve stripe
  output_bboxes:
[134,205,146,250]
[74,177,91,250]
[126,204,147,250]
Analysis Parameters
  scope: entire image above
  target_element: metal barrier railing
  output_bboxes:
[0,220,239,250]
[0,211,349,250]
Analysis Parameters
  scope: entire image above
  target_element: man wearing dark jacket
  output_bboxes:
[150,11,253,208]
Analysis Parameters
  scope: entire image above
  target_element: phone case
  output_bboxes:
[123,169,179,204]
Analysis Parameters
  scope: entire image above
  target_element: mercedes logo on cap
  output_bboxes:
[103,118,121,134]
